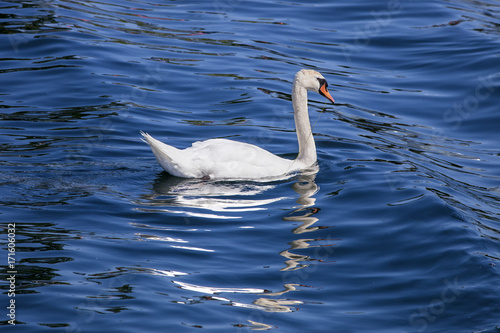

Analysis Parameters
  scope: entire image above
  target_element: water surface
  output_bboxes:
[1,0,499,332]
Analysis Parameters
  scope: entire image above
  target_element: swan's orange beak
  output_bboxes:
[319,83,334,103]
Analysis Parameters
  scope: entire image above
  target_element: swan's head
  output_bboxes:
[295,69,335,104]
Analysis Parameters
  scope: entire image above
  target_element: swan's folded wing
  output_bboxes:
[187,139,295,179]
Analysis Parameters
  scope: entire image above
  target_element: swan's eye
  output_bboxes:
[317,78,327,88]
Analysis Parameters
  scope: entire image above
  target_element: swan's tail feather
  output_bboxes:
[140,131,185,176]
[139,130,150,144]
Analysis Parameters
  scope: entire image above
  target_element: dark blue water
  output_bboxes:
[1,0,499,332]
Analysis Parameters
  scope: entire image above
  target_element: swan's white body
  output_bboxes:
[141,69,334,180]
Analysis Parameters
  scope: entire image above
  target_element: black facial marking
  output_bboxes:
[317,78,327,88]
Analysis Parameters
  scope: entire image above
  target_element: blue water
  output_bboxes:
[1,0,499,332]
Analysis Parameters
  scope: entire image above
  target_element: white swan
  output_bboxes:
[141,69,334,180]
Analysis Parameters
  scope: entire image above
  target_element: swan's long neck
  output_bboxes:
[292,79,316,166]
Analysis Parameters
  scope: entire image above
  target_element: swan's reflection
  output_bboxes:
[238,171,337,318]
[280,172,333,271]
[134,169,336,319]
[173,280,303,313]
[136,173,285,219]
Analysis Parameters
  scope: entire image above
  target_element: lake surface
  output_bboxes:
[1,0,499,332]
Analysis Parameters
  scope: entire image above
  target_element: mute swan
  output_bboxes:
[141,69,334,180]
